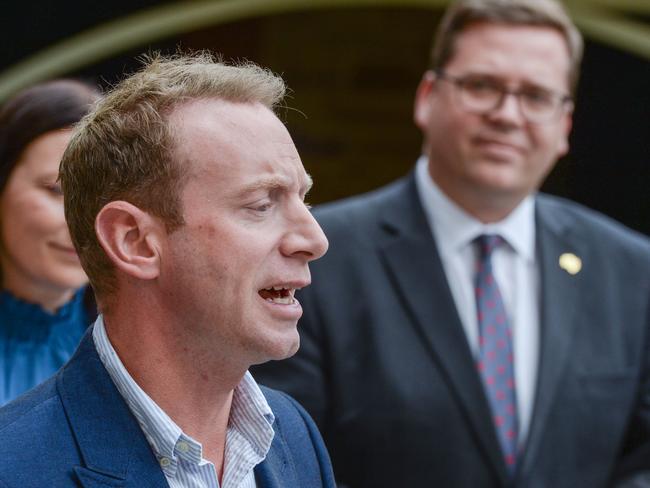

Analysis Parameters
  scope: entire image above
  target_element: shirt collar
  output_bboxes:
[414,155,536,261]
[92,316,275,478]
[231,372,275,451]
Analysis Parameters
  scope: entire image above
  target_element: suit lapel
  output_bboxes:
[57,329,169,488]
[254,423,297,488]
[518,196,585,476]
[377,174,509,483]
[254,447,287,488]
[72,466,126,488]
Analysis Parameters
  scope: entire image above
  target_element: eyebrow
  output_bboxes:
[463,71,563,93]
[304,173,314,193]
[236,173,313,198]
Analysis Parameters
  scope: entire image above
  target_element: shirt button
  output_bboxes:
[160,457,171,467]
[177,442,190,453]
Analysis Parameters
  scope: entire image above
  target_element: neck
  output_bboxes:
[103,294,248,473]
[2,274,77,313]
[428,169,525,224]
[454,195,518,224]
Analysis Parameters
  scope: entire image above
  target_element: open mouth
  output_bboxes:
[258,286,296,305]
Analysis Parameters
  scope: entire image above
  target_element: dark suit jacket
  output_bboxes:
[252,173,650,488]
[0,328,336,488]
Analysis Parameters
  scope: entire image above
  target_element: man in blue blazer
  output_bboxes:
[0,331,334,487]
[0,53,333,487]
[253,1,650,487]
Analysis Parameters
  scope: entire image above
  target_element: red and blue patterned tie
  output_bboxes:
[475,234,519,474]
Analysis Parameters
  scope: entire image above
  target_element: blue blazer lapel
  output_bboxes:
[72,466,126,488]
[57,329,169,488]
[518,195,585,476]
[254,429,297,488]
[377,174,509,483]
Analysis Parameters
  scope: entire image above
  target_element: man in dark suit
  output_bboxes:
[0,53,334,487]
[252,1,650,486]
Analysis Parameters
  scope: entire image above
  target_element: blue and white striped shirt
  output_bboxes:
[93,316,275,488]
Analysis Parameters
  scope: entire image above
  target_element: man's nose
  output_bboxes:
[488,92,526,126]
[282,203,329,261]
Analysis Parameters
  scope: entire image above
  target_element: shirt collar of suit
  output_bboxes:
[414,155,536,262]
[92,315,275,484]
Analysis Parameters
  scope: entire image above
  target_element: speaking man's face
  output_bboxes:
[161,98,328,367]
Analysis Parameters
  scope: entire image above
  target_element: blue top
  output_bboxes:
[0,288,89,405]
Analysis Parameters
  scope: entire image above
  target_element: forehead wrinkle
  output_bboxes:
[236,175,293,198]
[236,171,312,199]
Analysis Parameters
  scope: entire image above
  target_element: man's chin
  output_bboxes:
[271,336,300,361]
[469,165,528,196]
[251,333,300,366]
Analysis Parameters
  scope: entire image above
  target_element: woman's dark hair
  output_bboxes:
[0,79,100,194]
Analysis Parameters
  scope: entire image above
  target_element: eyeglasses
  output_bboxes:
[435,71,573,124]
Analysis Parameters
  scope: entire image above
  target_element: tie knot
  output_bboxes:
[476,234,504,258]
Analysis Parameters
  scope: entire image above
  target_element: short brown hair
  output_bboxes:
[59,52,286,301]
[431,0,584,93]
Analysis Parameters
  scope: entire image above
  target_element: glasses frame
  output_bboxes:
[435,70,573,124]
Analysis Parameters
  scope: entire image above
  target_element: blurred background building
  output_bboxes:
[1,0,648,233]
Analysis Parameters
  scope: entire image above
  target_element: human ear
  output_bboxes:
[414,70,438,130]
[556,108,573,157]
[95,201,162,281]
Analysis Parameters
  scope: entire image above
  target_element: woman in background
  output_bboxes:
[0,79,99,405]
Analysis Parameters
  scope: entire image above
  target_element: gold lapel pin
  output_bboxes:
[559,253,582,275]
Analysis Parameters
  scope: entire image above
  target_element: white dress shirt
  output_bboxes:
[414,156,540,445]
[93,316,275,488]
